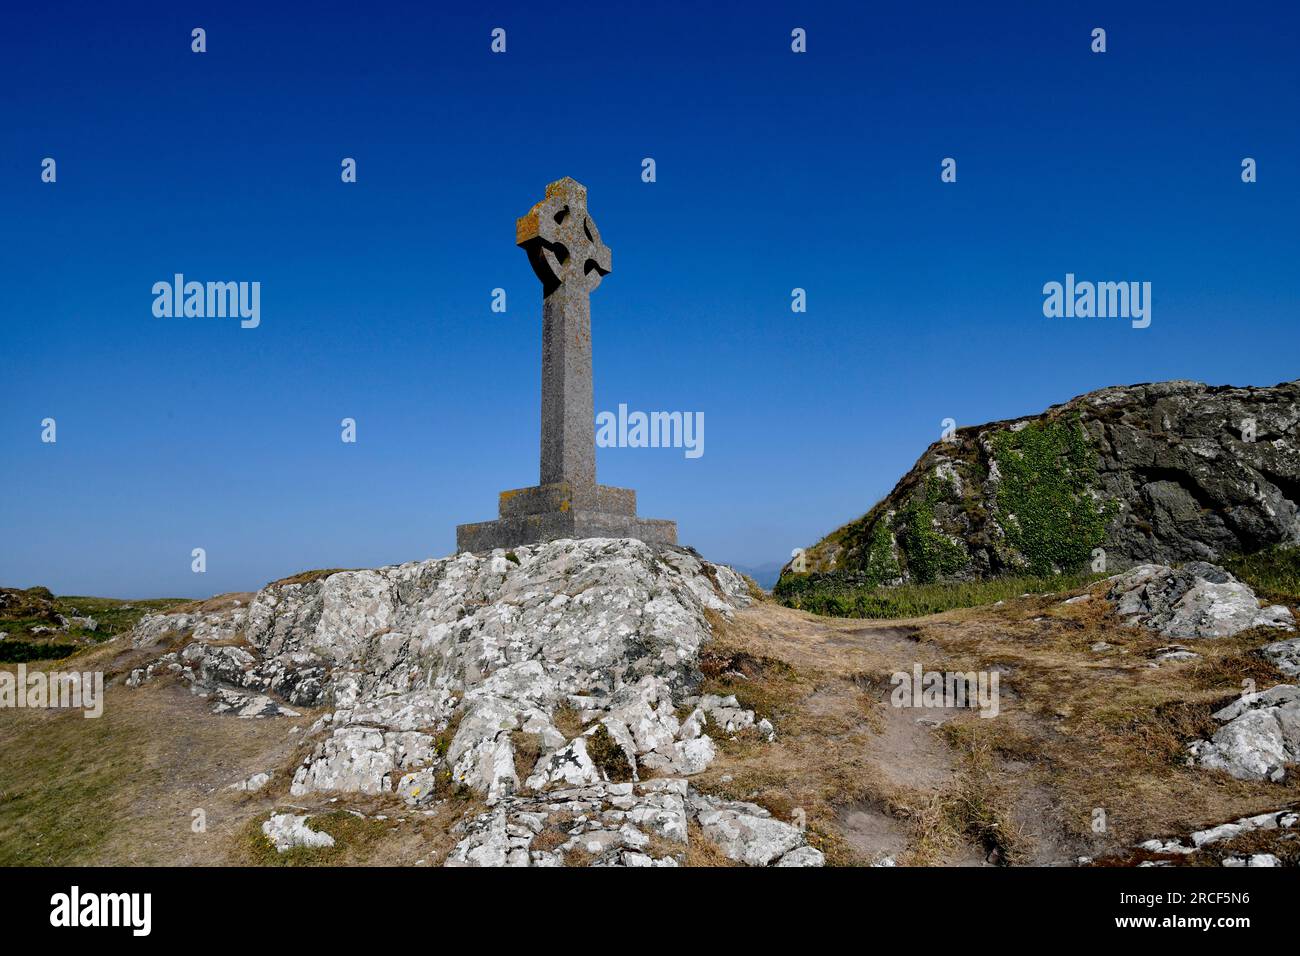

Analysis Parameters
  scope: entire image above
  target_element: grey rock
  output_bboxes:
[1262,637,1300,677]
[445,778,689,867]
[227,772,272,792]
[261,813,334,852]
[1138,839,1196,855]
[689,792,811,867]
[1188,684,1300,781]
[1107,563,1294,638]
[132,537,750,813]
[1222,854,1281,867]
[676,735,717,775]
[699,693,757,734]
[775,845,827,867]
[1134,805,1300,859]
[126,538,775,866]
[210,688,300,719]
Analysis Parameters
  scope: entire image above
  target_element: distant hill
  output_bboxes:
[729,561,786,590]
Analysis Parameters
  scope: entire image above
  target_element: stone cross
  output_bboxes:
[515,177,611,488]
[455,177,676,553]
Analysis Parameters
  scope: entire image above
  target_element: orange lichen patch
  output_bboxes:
[515,207,541,245]
[547,177,582,199]
[516,178,586,245]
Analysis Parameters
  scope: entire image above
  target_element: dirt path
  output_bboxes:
[702,602,1001,865]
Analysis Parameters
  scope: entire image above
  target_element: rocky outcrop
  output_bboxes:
[1106,562,1294,639]
[1134,806,1299,864]
[1263,638,1300,677]
[1188,685,1300,782]
[126,538,824,867]
[262,813,334,853]
[787,379,1300,585]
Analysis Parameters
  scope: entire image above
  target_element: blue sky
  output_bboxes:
[2,1,1298,597]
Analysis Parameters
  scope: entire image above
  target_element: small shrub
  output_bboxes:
[585,724,633,782]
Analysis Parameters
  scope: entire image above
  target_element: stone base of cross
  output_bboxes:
[456,177,677,553]
[456,481,677,552]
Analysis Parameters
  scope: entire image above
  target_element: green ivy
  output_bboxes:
[989,415,1112,576]
[865,516,900,586]
[894,476,967,584]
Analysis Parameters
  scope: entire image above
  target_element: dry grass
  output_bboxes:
[0,675,318,865]
[696,580,1300,866]
[6,570,1296,868]
[1189,823,1300,867]
[0,641,486,867]
[684,821,739,866]
[551,702,586,738]
[692,607,930,866]
[266,569,354,588]
[229,792,481,866]
[511,731,545,782]
[164,592,254,616]
[907,587,1300,855]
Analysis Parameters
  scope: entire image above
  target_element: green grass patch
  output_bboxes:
[238,810,393,866]
[0,642,78,664]
[0,706,148,865]
[267,569,354,587]
[774,569,1104,619]
[1224,544,1300,600]
[0,588,188,662]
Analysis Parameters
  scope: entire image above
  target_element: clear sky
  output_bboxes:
[2,1,1298,597]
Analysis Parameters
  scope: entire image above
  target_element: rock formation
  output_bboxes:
[787,379,1300,585]
[1106,562,1294,638]
[126,538,822,867]
[1188,685,1300,783]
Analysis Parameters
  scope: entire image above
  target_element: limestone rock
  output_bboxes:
[1107,562,1294,638]
[1188,684,1300,781]
[775,845,827,867]
[130,538,752,815]
[227,771,272,792]
[689,791,817,867]
[262,813,334,852]
[1222,854,1281,867]
[445,778,691,867]
[122,538,782,865]
[1135,807,1299,859]
[1263,637,1300,677]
